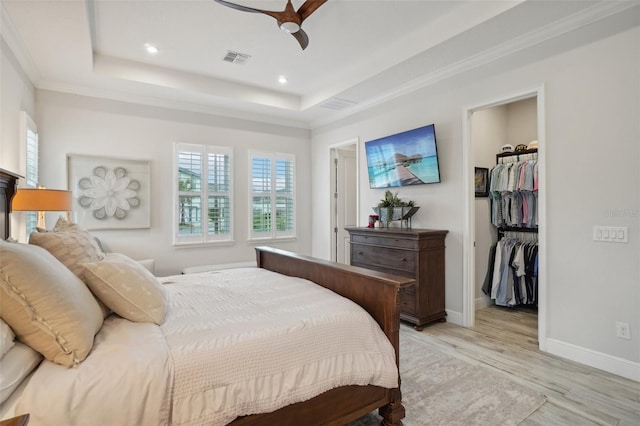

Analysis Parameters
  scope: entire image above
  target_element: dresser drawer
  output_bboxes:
[350,233,418,250]
[351,244,416,272]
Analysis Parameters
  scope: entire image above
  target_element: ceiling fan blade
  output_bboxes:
[214,0,322,50]
[213,0,263,14]
[213,0,285,21]
[291,28,309,50]
[297,0,328,23]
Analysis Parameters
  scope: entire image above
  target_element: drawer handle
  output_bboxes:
[358,251,364,255]
[400,257,408,262]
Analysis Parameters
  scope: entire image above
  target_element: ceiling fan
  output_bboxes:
[214,0,328,50]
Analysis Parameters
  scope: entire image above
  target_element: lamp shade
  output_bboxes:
[12,188,73,212]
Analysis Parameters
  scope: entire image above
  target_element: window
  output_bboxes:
[174,143,232,245]
[249,151,295,240]
[20,112,38,238]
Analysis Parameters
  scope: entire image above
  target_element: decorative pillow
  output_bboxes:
[0,342,43,404]
[29,219,105,277]
[52,217,109,253]
[82,253,167,325]
[52,216,74,231]
[0,318,16,358]
[0,240,104,367]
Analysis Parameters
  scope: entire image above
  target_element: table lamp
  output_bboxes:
[11,187,73,229]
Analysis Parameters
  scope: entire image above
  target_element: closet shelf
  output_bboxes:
[497,226,538,233]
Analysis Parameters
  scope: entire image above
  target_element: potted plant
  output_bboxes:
[373,190,419,228]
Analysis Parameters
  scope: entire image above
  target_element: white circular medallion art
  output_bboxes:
[78,166,141,220]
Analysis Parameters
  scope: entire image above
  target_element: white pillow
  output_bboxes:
[82,253,167,325]
[0,318,16,358]
[0,342,43,404]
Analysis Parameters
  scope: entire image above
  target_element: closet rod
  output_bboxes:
[496,148,538,164]
[499,230,538,239]
[498,227,538,241]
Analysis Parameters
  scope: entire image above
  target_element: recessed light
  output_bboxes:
[278,75,287,84]
[144,43,159,54]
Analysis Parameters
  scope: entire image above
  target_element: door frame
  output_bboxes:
[461,84,548,351]
[329,138,360,262]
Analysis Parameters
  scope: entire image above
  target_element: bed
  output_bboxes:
[0,169,410,426]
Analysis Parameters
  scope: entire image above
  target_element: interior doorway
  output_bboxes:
[329,139,359,264]
[462,86,547,350]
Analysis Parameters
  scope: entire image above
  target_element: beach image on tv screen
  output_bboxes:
[365,124,440,188]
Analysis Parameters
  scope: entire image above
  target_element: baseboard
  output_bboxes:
[546,338,640,382]
[445,310,464,326]
[475,296,491,310]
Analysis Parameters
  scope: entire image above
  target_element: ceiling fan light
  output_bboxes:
[279,21,300,33]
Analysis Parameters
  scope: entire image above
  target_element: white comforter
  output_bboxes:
[4,268,398,426]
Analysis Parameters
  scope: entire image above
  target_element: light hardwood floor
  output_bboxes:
[416,306,640,425]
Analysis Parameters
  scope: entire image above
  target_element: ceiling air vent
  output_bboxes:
[319,97,358,110]
[223,50,251,65]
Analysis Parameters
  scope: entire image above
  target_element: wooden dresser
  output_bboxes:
[346,227,448,330]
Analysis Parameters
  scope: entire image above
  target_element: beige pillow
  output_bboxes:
[29,220,105,277]
[52,216,75,232]
[0,241,104,367]
[82,253,167,325]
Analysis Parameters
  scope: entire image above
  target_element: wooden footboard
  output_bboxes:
[234,246,414,426]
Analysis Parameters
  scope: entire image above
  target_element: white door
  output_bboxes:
[332,146,357,264]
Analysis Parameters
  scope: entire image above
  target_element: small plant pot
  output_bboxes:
[372,206,419,228]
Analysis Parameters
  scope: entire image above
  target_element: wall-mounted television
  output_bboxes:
[365,123,441,188]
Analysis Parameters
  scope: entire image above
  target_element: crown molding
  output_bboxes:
[0,2,40,84]
[36,80,311,131]
[310,0,639,129]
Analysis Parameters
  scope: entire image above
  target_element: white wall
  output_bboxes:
[1,37,36,240]
[471,105,506,304]
[311,26,640,371]
[506,98,537,147]
[35,91,312,276]
[0,38,35,174]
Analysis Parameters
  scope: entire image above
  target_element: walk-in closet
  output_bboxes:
[472,96,539,340]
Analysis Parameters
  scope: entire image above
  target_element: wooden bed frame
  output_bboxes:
[0,169,411,426]
[0,169,20,241]
[246,247,412,426]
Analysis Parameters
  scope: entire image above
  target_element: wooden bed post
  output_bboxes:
[254,246,412,426]
[0,169,22,241]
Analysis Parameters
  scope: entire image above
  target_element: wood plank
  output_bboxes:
[414,306,640,426]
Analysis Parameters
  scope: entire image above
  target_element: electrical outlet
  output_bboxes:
[616,322,631,340]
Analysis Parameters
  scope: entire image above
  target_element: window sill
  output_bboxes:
[172,240,235,249]
[247,237,297,245]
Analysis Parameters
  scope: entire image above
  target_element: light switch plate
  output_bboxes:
[593,226,628,243]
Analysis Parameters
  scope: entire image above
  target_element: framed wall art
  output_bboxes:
[67,154,151,230]
[474,167,489,198]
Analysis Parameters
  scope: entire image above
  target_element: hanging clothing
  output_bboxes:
[483,235,538,307]
[482,243,498,296]
[489,159,538,229]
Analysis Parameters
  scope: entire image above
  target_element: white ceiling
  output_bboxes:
[2,0,637,128]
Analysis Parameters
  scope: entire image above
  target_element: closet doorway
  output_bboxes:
[462,87,547,351]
